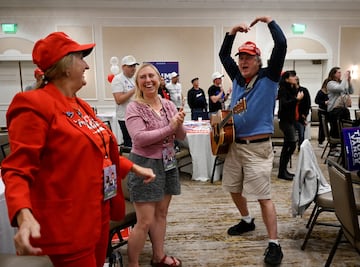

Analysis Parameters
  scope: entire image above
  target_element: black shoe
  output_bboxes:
[264,242,283,265]
[227,218,255,235]
[285,170,295,177]
[277,171,293,181]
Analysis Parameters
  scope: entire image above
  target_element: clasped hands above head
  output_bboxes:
[230,16,273,35]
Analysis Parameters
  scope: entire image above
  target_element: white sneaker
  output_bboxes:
[318,143,325,148]
[330,151,341,157]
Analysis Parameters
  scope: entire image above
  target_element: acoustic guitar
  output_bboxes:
[210,98,247,155]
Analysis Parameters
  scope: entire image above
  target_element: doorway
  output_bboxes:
[0,60,36,126]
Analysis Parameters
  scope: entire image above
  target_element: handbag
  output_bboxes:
[334,94,352,108]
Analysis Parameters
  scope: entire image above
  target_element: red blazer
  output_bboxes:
[1,84,133,255]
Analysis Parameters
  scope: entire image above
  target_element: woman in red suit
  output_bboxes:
[1,32,155,267]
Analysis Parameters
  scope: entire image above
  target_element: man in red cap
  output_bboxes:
[219,16,287,265]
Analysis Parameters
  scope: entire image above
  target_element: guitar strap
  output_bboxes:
[235,74,258,106]
[244,74,258,95]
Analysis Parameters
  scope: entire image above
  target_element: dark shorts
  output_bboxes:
[127,153,181,202]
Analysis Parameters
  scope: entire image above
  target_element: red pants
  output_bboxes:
[49,203,110,267]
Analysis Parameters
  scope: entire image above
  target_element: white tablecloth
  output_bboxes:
[184,121,222,182]
[0,178,16,254]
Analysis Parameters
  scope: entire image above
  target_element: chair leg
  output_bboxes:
[109,250,123,267]
[301,207,321,250]
[305,204,318,229]
[325,228,343,267]
[211,156,219,183]
[321,142,329,159]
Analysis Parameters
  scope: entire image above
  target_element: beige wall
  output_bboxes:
[57,25,97,99]
[1,5,360,111]
[102,26,214,98]
[340,27,360,93]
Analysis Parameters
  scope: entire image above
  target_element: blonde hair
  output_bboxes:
[39,52,79,87]
[134,63,161,102]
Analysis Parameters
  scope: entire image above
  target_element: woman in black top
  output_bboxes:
[277,70,303,180]
[314,79,329,147]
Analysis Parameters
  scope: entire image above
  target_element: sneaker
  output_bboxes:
[227,218,255,235]
[329,150,341,157]
[264,242,283,265]
[318,143,325,148]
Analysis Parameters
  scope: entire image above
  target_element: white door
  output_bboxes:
[283,60,325,105]
[0,61,36,126]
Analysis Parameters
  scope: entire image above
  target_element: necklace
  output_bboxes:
[146,98,162,114]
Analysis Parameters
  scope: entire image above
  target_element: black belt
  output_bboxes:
[235,137,270,144]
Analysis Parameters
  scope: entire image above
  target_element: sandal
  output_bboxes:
[150,255,182,267]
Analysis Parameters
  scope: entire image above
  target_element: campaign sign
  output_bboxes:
[342,127,360,171]
[148,61,179,83]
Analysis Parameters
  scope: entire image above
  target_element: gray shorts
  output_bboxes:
[222,140,274,200]
[127,153,181,202]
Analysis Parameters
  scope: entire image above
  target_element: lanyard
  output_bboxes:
[70,98,110,159]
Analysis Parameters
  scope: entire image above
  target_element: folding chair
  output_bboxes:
[326,159,360,266]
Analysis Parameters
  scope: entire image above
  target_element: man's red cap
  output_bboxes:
[32,32,95,71]
[34,68,44,78]
[235,41,261,56]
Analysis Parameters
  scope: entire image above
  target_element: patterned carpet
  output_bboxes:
[116,128,360,267]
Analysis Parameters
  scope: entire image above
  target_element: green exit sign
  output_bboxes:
[2,23,17,34]
[292,23,306,34]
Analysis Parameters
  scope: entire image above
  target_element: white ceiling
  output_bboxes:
[1,0,360,11]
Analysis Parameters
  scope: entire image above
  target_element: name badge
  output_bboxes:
[162,145,177,171]
[103,164,117,200]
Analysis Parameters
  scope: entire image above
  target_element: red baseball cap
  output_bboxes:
[235,41,261,56]
[32,32,95,71]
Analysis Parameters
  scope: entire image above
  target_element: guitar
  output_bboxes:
[210,98,247,155]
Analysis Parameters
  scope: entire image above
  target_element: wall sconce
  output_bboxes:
[351,65,358,80]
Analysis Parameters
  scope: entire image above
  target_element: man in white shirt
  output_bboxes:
[166,72,184,110]
[111,55,139,148]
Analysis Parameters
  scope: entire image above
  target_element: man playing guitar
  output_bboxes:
[219,16,287,265]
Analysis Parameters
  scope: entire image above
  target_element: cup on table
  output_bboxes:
[198,117,202,122]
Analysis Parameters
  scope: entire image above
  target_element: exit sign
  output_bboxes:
[2,23,17,34]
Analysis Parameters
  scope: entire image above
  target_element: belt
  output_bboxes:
[235,137,270,144]
[193,108,207,112]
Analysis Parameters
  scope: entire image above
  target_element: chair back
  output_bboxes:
[272,116,284,147]
[102,120,112,131]
[272,117,284,138]
[0,254,53,267]
[311,106,320,126]
[355,109,360,121]
[0,132,9,164]
[327,159,360,249]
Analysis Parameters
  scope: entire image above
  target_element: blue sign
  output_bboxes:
[148,61,179,83]
[342,127,360,171]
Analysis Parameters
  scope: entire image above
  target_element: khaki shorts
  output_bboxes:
[222,140,274,199]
